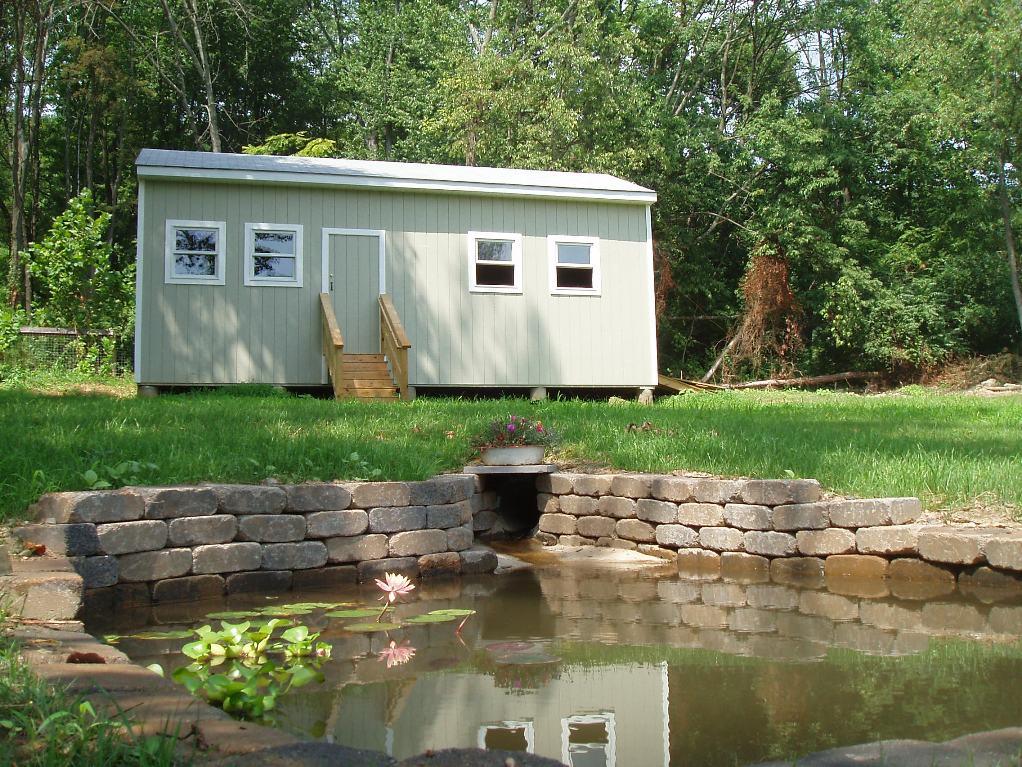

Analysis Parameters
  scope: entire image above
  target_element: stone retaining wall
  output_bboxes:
[534,473,1022,586]
[12,475,498,609]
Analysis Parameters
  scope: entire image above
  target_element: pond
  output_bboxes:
[90,553,1022,767]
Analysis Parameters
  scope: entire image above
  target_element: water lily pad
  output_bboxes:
[124,629,194,640]
[206,611,260,620]
[253,605,313,616]
[325,608,386,619]
[103,635,121,644]
[282,602,352,610]
[404,609,476,624]
[344,621,403,633]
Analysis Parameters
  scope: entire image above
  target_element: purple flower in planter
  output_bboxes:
[507,423,516,431]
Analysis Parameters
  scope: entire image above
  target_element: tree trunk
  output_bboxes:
[999,151,1022,340]
[7,3,27,309]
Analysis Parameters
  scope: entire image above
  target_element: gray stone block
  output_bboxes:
[388,530,448,557]
[418,552,461,577]
[407,479,450,506]
[261,541,328,570]
[237,514,306,542]
[796,528,856,556]
[117,548,192,582]
[701,582,747,607]
[209,484,286,515]
[168,515,238,546]
[736,479,822,506]
[984,534,1022,572]
[655,524,698,548]
[460,547,498,574]
[597,496,637,519]
[918,528,994,566]
[357,557,418,582]
[559,495,597,516]
[691,479,741,504]
[824,554,890,579]
[573,475,613,497]
[828,497,923,528]
[226,570,292,594]
[31,490,143,524]
[772,503,830,531]
[192,542,263,574]
[283,483,351,512]
[305,510,369,539]
[699,526,745,552]
[368,506,426,533]
[616,519,656,543]
[535,473,574,494]
[723,503,772,530]
[14,523,100,556]
[637,499,678,524]
[650,476,696,502]
[348,482,410,509]
[473,510,498,532]
[534,531,558,546]
[538,513,577,535]
[3,572,83,621]
[71,555,118,588]
[152,575,225,603]
[537,492,559,513]
[137,486,218,519]
[720,552,770,581]
[96,520,168,555]
[610,474,652,498]
[446,525,473,552]
[856,525,921,556]
[769,557,825,588]
[326,534,390,563]
[677,503,724,527]
[432,474,476,503]
[426,504,464,529]
[744,531,797,557]
[605,537,637,550]
[577,516,616,538]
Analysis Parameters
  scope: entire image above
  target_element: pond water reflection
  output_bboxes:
[96,559,1022,767]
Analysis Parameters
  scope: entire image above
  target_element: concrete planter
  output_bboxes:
[481,445,545,466]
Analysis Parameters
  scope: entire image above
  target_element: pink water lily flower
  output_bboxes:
[375,572,415,604]
[378,640,416,668]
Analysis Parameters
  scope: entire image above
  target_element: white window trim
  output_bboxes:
[548,235,601,295]
[244,222,304,288]
[467,231,523,294]
[165,219,226,285]
[477,721,535,753]
[560,713,616,767]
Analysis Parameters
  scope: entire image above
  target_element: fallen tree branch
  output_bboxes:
[723,371,881,390]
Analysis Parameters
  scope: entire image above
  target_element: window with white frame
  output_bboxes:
[165,220,226,284]
[468,231,523,293]
[549,235,600,294]
[244,223,303,287]
[561,714,616,767]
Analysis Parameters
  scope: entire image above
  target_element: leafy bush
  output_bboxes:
[26,190,134,335]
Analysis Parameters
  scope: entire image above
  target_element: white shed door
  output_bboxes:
[326,231,382,354]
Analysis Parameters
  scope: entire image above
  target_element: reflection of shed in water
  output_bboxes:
[329,664,669,766]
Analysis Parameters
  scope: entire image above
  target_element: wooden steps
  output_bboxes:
[340,353,399,400]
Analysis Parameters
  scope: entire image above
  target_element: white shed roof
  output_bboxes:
[136,149,656,204]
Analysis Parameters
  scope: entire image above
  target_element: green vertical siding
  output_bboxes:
[139,179,655,387]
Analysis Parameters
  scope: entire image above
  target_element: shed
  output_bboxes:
[134,149,658,399]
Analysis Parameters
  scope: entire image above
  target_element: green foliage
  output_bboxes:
[26,190,134,334]
[81,460,159,490]
[475,415,559,449]
[166,619,331,721]
[0,637,179,766]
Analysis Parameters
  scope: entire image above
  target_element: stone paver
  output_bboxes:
[152,574,225,602]
[14,523,100,556]
[117,548,192,581]
[856,525,921,556]
[559,495,597,516]
[226,570,292,594]
[389,530,448,557]
[168,515,238,546]
[655,524,698,548]
[368,506,426,533]
[446,525,473,552]
[137,487,218,519]
[538,513,577,535]
[237,514,306,543]
[304,510,368,539]
[261,541,328,570]
[192,542,263,574]
[597,496,637,519]
[796,529,856,556]
[744,531,796,557]
[327,534,388,563]
[918,528,995,566]
[211,484,287,515]
[418,552,461,577]
[699,526,745,552]
[577,516,616,538]
[738,479,821,506]
[31,490,143,524]
[824,554,890,580]
[677,503,724,527]
[283,483,351,512]
[773,504,830,531]
[723,504,772,530]
[96,520,168,555]
[616,519,656,543]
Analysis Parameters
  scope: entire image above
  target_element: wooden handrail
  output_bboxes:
[320,293,346,398]
[378,294,411,349]
[379,294,411,400]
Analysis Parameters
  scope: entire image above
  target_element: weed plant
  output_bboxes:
[0,637,180,766]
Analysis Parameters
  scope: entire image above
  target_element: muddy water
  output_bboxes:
[96,557,1022,767]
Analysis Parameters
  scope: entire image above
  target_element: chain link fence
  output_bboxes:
[3,327,133,376]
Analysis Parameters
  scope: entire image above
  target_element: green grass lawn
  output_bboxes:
[0,377,1019,523]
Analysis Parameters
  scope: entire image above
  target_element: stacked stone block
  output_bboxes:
[15,474,497,606]
[535,472,1022,583]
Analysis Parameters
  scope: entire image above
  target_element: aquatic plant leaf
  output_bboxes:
[428,609,476,617]
[344,621,403,633]
[253,605,314,616]
[325,608,384,619]
[124,629,194,640]
[206,611,260,620]
[102,635,120,644]
[404,614,461,624]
